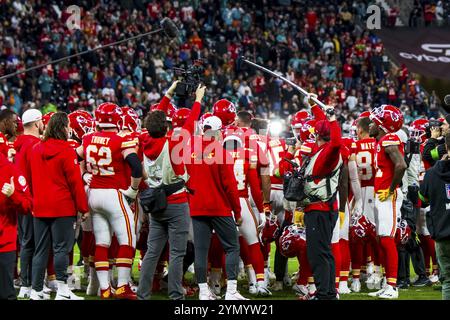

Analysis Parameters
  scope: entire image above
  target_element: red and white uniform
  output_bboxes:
[83,131,138,248]
[267,137,291,220]
[374,134,404,237]
[354,137,376,224]
[230,148,264,246]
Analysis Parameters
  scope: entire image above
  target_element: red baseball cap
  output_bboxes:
[314,120,330,140]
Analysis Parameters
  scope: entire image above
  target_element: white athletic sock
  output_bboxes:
[246,265,256,286]
[117,267,130,287]
[96,270,109,290]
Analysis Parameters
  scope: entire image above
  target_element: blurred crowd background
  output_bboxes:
[1,0,449,136]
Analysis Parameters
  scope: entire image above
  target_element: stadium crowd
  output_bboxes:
[0,0,444,135]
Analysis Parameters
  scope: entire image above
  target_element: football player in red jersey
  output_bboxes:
[76,102,143,300]
[67,110,96,290]
[351,114,382,291]
[368,105,407,299]
[222,126,271,296]
[234,111,273,284]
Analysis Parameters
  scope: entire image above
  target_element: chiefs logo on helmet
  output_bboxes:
[150,102,177,122]
[121,106,140,132]
[369,104,404,133]
[68,110,95,141]
[278,224,306,258]
[261,214,280,243]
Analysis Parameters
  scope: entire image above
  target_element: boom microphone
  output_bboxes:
[0,18,179,81]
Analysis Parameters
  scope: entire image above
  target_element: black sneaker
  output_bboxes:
[397,280,409,289]
[412,276,432,287]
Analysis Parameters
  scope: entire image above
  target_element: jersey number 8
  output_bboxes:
[356,151,373,181]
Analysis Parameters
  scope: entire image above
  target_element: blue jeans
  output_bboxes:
[344,77,353,91]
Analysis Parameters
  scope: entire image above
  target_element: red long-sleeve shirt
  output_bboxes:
[142,97,201,204]
[14,134,41,194]
[0,154,32,252]
[30,138,88,218]
[186,136,241,219]
[304,105,342,212]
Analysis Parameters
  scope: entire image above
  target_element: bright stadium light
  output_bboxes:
[269,119,284,137]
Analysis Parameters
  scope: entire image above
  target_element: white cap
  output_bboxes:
[22,109,43,125]
[202,116,222,131]
[223,134,243,149]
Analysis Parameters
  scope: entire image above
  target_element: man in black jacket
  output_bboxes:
[422,115,450,168]
[419,132,450,300]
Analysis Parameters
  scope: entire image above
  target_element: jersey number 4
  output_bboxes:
[86,145,114,176]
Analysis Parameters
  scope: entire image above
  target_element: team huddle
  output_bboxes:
[0,82,442,301]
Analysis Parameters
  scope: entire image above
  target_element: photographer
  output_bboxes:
[137,81,204,300]
[419,132,450,300]
[422,116,450,168]
[397,128,429,288]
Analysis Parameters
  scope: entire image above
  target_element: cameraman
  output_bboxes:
[397,129,429,288]
[137,81,205,300]
[422,116,450,168]
[419,132,450,300]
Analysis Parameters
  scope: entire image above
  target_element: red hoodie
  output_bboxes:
[30,138,88,218]
[142,96,201,204]
[185,135,241,219]
[0,154,32,252]
[14,134,41,193]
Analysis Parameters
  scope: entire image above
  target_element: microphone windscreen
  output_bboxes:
[444,94,450,106]
[160,18,180,39]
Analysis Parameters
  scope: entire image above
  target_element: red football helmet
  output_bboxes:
[121,106,140,132]
[213,99,236,127]
[291,110,311,129]
[42,112,55,128]
[341,137,355,150]
[369,104,404,133]
[395,219,411,246]
[278,224,306,258]
[409,118,429,143]
[150,102,177,121]
[95,102,123,128]
[172,108,191,128]
[350,215,376,241]
[261,214,280,243]
[358,111,371,119]
[68,110,95,141]
[298,119,316,142]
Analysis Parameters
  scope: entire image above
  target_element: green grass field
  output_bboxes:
[29,243,442,300]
